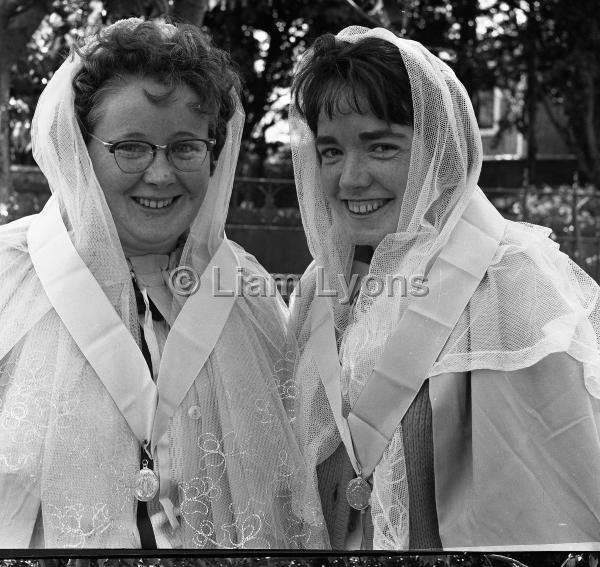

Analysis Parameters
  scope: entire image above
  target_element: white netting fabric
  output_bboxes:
[0,19,327,548]
[289,26,600,549]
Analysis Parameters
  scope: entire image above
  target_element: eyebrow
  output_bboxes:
[359,129,409,141]
[315,135,338,145]
[110,131,148,140]
[172,131,204,139]
[111,131,203,140]
[315,130,409,145]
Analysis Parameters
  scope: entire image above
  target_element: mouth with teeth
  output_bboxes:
[345,199,390,215]
[132,196,180,210]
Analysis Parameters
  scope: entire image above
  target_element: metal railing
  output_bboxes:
[8,165,600,281]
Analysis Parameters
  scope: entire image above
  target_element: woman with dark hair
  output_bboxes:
[290,27,600,550]
[0,19,327,549]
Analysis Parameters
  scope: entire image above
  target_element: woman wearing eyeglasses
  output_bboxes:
[0,19,327,549]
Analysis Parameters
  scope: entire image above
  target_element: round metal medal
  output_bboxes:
[346,476,371,510]
[135,459,159,502]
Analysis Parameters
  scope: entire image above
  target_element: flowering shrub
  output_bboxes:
[521,184,598,238]
[489,183,600,278]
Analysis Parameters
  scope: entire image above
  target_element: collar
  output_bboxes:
[127,247,183,325]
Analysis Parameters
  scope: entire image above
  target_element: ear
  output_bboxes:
[209,154,216,175]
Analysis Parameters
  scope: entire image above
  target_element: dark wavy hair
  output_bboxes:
[72,20,241,167]
[292,33,413,135]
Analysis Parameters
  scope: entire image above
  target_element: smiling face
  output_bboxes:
[87,77,212,256]
[316,109,413,248]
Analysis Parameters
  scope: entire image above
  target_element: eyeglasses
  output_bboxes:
[87,132,216,173]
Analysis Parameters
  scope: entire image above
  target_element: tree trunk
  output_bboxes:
[525,3,538,187]
[341,0,382,27]
[0,0,53,205]
[0,25,11,205]
[453,0,480,95]
[382,0,409,31]
[579,66,600,189]
[173,0,209,26]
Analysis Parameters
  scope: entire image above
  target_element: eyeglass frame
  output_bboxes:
[86,131,217,173]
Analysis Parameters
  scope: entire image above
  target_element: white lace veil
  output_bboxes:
[290,26,600,549]
[0,19,328,548]
[32,18,244,318]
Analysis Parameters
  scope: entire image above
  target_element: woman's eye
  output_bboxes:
[115,142,152,160]
[173,142,197,154]
[318,148,341,160]
[370,143,400,156]
[117,142,149,154]
[171,141,205,161]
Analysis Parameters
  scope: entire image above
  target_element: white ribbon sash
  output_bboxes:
[152,240,239,525]
[311,190,505,480]
[27,197,240,529]
[27,198,157,447]
[307,293,362,472]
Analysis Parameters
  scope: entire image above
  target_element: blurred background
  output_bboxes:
[1,0,599,283]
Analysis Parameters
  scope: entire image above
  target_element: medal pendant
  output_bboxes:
[346,476,371,511]
[135,459,159,502]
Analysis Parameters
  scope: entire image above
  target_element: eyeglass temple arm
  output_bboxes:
[86,131,114,150]
[87,131,216,152]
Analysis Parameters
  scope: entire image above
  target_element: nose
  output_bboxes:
[338,152,371,192]
[142,148,176,186]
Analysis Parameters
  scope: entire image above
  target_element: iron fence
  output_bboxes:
[7,166,600,283]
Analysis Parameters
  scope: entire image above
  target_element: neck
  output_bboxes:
[123,238,184,258]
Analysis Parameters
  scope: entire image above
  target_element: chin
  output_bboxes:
[122,234,181,256]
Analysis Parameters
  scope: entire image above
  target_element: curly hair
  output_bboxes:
[72,19,241,167]
[292,33,413,135]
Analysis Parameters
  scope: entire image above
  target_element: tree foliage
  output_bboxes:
[0,0,54,200]
[539,0,600,188]
[2,0,207,195]
[478,0,600,187]
[204,0,363,175]
[3,0,600,192]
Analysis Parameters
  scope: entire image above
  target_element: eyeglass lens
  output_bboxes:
[114,140,210,173]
